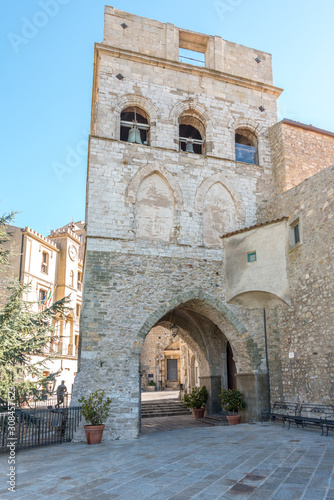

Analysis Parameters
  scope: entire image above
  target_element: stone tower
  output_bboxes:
[73,7,286,440]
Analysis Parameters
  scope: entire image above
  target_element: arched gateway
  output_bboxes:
[72,8,281,441]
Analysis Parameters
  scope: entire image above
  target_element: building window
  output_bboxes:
[247,251,257,263]
[77,271,82,291]
[235,128,258,165]
[70,270,74,287]
[179,112,205,154]
[293,222,300,244]
[120,106,150,145]
[76,303,81,318]
[179,30,208,68]
[39,288,47,302]
[167,359,178,380]
[41,251,49,274]
[289,218,301,248]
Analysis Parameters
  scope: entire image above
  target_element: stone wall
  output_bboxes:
[259,165,334,404]
[103,6,274,84]
[270,120,334,194]
[0,225,22,302]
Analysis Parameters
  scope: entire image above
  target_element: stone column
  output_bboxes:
[236,373,268,422]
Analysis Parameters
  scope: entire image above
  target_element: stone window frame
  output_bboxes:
[113,94,158,146]
[228,117,265,165]
[170,100,214,154]
[120,106,151,146]
[288,216,302,251]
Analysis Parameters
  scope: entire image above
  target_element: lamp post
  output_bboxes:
[156,354,164,391]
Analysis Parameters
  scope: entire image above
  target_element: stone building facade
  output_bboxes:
[1,222,85,392]
[72,7,334,440]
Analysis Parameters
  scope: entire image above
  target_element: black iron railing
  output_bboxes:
[0,406,81,453]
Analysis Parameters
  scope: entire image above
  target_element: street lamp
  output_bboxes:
[156,354,164,391]
[170,309,179,338]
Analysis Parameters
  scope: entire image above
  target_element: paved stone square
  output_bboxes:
[1,422,334,499]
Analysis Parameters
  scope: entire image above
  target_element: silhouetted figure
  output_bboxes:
[56,380,67,408]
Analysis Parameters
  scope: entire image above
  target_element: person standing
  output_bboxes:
[56,380,67,408]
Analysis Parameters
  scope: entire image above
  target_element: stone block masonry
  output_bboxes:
[270,119,334,194]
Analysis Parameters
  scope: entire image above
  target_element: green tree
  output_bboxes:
[0,213,70,406]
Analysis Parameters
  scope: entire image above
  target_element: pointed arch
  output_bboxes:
[195,173,245,222]
[203,182,238,247]
[136,173,174,242]
[126,164,183,210]
[137,288,262,372]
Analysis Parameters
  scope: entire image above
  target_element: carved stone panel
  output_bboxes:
[136,173,174,242]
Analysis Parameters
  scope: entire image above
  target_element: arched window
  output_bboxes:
[69,270,74,287]
[179,112,205,154]
[120,106,150,145]
[235,128,258,164]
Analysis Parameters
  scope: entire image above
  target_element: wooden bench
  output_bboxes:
[270,401,298,427]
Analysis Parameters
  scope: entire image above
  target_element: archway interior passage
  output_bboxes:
[140,303,237,416]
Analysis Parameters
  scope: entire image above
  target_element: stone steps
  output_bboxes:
[198,414,229,426]
[141,399,192,418]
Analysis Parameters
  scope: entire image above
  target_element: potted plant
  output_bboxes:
[183,386,208,419]
[78,389,112,444]
[146,380,156,392]
[219,388,246,425]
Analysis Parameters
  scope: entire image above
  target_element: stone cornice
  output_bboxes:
[95,43,283,98]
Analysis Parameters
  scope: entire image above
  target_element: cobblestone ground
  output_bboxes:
[0,423,334,499]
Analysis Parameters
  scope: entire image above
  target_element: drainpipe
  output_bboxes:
[19,230,24,283]
[263,308,271,411]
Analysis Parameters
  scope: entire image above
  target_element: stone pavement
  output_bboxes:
[1,423,334,499]
[141,414,211,434]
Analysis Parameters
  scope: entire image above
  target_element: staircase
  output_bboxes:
[197,414,229,426]
[141,399,192,418]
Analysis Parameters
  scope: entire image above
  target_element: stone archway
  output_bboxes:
[138,292,268,424]
[73,284,268,441]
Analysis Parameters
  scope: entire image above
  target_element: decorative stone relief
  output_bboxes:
[136,173,174,242]
[203,182,237,248]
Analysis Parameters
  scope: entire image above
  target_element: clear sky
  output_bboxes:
[2,0,334,236]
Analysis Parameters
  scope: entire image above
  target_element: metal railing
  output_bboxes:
[22,393,72,409]
[0,406,82,453]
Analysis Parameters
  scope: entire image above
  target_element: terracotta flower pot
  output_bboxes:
[84,424,105,444]
[192,408,205,420]
[226,414,241,425]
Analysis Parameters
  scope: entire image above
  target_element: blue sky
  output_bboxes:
[2,0,334,236]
